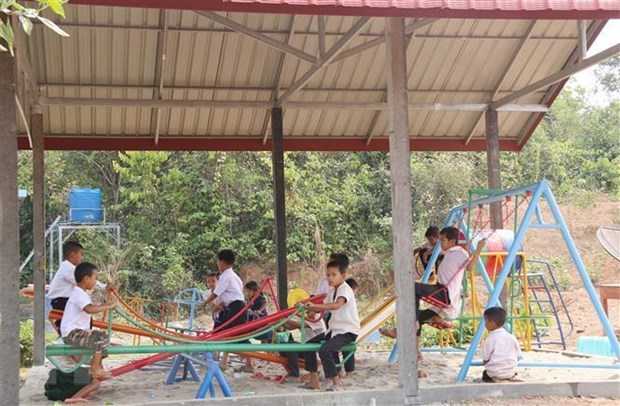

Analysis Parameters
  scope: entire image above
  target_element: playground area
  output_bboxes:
[17,181,620,404]
[3,2,619,405]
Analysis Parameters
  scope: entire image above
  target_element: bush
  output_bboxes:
[20,319,56,367]
[20,319,35,366]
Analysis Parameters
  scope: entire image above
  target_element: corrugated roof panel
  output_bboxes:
[21,4,612,150]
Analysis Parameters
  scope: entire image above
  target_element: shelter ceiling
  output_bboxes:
[14,5,615,151]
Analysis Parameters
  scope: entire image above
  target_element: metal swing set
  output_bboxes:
[417,179,619,381]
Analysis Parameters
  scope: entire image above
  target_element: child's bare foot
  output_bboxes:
[65,397,89,403]
[90,369,112,379]
[305,373,320,390]
[299,373,312,382]
[344,371,356,380]
[380,328,397,339]
[429,316,452,329]
[327,376,344,391]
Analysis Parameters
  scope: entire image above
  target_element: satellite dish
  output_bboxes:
[597,225,620,262]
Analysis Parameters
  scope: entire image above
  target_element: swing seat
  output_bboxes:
[420,292,450,308]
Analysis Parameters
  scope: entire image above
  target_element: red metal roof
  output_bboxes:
[70,0,620,18]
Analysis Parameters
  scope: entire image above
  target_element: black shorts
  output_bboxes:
[214,300,247,330]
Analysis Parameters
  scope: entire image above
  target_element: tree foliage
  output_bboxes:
[1,0,68,55]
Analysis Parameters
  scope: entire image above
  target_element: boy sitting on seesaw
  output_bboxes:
[60,262,116,382]
[478,306,522,383]
[304,259,360,391]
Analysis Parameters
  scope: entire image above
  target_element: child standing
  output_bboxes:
[335,277,360,379]
[243,280,270,373]
[60,262,116,380]
[304,259,360,391]
[479,306,522,383]
[202,249,247,370]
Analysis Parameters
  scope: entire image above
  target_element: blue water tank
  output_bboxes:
[69,188,102,222]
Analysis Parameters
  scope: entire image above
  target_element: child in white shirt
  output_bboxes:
[305,259,360,391]
[61,262,116,381]
[479,306,522,383]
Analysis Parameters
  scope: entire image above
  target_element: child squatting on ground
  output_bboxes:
[304,259,360,391]
[478,306,523,383]
[58,262,116,401]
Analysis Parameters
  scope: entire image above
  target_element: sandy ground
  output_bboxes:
[20,347,620,405]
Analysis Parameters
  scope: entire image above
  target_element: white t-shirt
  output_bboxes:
[325,282,360,336]
[302,318,326,343]
[213,268,244,306]
[314,277,330,296]
[60,286,93,337]
[204,288,223,306]
[47,260,106,300]
[432,246,469,319]
[480,327,522,379]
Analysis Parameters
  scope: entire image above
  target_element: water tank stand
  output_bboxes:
[48,221,121,281]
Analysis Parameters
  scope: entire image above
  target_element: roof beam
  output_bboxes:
[39,97,547,112]
[261,15,295,145]
[331,19,437,65]
[150,10,168,145]
[16,135,522,153]
[31,21,580,41]
[492,43,620,109]
[577,20,588,61]
[318,16,326,60]
[276,17,371,105]
[195,11,317,65]
[463,20,536,145]
[40,83,549,95]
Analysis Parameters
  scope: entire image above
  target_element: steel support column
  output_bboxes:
[0,39,20,405]
[271,108,288,310]
[386,18,418,404]
[31,104,46,365]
